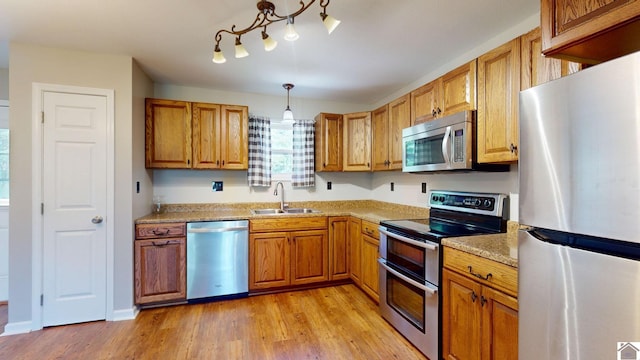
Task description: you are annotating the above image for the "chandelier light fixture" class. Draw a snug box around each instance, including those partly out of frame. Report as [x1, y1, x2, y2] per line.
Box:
[282, 83, 295, 124]
[212, 0, 341, 64]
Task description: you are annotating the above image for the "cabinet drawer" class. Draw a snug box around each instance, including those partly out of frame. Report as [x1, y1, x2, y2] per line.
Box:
[136, 223, 186, 239]
[250, 216, 327, 232]
[443, 247, 517, 297]
[361, 220, 379, 239]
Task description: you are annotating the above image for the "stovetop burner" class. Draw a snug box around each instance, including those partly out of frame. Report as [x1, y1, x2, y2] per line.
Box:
[380, 190, 508, 241]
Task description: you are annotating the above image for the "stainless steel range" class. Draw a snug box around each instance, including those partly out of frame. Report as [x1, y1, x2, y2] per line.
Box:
[378, 190, 508, 360]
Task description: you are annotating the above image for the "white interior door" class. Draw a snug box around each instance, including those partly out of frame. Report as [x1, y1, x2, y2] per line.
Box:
[42, 91, 107, 327]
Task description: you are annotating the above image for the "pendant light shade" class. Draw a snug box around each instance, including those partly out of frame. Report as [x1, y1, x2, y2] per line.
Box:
[262, 31, 278, 51]
[284, 18, 300, 41]
[282, 83, 295, 125]
[321, 13, 341, 34]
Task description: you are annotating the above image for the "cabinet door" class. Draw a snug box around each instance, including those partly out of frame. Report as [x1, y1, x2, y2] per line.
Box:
[348, 217, 362, 285]
[343, 112, 372, 171]
[360, 233, 380, 302]
[145, 99, 192, 168]
[220, 105, 248, 169]
[388, 94, 411, 170]
[249, 232, 290, 290]
[477, 38, 520, 163]
[134, 238, 186, 304]
[521, 27, 582, 90]
[371, 105, 390, 171]
[441, 60, 477, 116]
[314, 113, 343, 171]
[541, 0, 640, 63]
[411, 80, 439, 124]
[442, 268, 482, 360]
[192, 102, 221, 169]
[329, 217, 350, 281]
[290, 230, 329, 285]
[481, 286, 519, 360]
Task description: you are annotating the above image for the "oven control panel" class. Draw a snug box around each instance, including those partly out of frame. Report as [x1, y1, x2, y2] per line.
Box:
[429, 190, 507, 217]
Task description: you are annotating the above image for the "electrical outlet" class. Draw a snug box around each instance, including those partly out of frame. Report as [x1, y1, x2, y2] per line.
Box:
[212, 181, 223, 192]
[327, 181, 332, 190]
[422, 182, 427, 193]
[390, 182, 394, 191]
[136, 181, 140, 194]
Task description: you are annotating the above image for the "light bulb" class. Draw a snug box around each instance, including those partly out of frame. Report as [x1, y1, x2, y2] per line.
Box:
[284, 19, 299, 41]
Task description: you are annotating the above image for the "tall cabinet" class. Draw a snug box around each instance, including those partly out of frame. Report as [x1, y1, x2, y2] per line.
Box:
[372, 94, 410, 171]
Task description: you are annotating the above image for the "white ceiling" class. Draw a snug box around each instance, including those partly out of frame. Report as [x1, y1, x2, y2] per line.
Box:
[0, 0, 539, 104]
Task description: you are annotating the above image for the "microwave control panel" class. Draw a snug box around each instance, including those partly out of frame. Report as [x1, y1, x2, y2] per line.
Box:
[453, 129, 464, 163]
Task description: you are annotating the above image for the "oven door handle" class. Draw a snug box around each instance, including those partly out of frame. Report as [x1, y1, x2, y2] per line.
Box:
[379, 228, 438, 251]
[378, 259, 438, 296]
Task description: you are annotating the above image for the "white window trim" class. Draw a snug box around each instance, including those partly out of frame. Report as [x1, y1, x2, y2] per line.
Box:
[0, 100, 8, 206]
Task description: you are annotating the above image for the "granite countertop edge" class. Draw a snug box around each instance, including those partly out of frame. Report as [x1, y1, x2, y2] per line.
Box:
[441, 221, 519, 268]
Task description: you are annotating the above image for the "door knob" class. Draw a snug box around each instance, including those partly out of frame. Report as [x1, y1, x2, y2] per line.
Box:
[92, 216, 104, 224]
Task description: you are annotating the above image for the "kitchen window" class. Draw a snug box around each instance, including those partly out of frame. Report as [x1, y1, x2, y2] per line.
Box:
[270, 122, 293, 181]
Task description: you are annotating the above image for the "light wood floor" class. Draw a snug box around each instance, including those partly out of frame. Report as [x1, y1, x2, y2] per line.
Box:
[0, 285, 427, 359]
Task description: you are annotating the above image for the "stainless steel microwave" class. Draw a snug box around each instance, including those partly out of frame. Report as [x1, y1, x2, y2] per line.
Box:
[402, 110, 509, 173]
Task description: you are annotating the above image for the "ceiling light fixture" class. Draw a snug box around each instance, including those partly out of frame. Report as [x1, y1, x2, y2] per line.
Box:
[282, 83, 295, 124]
[212, 0, 340, 63]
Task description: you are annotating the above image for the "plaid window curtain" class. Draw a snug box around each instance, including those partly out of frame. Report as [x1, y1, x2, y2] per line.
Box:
[247, 115, 272, 187]
[292, 119, 315, 187]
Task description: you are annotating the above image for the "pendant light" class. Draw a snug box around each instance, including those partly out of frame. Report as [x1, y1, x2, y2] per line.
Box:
[282, 83, 295, 125]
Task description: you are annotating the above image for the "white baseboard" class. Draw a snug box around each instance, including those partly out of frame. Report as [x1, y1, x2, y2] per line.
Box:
[1, 321, 32, 336]
[111, 306, 138, 322]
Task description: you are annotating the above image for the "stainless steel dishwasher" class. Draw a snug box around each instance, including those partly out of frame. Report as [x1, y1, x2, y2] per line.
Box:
[186, 220, 249, 301]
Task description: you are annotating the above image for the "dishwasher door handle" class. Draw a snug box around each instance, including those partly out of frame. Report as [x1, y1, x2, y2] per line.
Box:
[187, 226, 248, 233]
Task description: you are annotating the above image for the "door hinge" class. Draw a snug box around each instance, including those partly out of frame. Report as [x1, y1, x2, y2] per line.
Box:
[41, 111, 44, 124]
[40, 294, 44, 306]
[41, 203, 44, 215]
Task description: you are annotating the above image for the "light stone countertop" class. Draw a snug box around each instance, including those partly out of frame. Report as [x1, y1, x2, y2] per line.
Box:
[135, 200, 430, 225]
[441, 221, 519, 268]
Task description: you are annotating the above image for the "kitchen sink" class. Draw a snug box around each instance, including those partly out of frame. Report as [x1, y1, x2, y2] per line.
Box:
[250, 208, 321, 215]
[251, 208, 286, 215]
[283, 208, 321, 214]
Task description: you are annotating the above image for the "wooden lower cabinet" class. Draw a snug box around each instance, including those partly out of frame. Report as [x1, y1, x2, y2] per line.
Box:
[329, 216, 350, 281]
[360, 233, 379, 301]
[134, 237, 186, 305]
[249, 217, 329, 291]
[348, 217, 362, 286]
[442, 247, 518, 360]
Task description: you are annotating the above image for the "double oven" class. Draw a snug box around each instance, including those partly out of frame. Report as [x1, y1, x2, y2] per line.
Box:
[378, 191, 507, 360]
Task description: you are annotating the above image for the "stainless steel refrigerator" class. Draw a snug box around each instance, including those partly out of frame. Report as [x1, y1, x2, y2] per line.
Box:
[519, 51, 640, 360]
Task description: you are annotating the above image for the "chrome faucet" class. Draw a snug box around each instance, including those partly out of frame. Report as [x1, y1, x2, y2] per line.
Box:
[273, 181, 286, 210]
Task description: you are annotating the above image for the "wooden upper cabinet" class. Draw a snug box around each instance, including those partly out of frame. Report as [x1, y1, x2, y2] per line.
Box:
[146, 98, 248, 170]
[411, 80, 439, 124]
[343, 111, 372, 171]
[541, 0, 640, 64]
[477, 38, 520, 164]
[440, 60, 477, 118]
[145, 99, 192, 168]
[314, 113, 343, 172]
[387, 94, 410, 170]
[521, 27, 582, 90]
[192, 102, 221, 169]
[220, 105, 249, 169]
[410, 60, 477, 125]
[371, 104, 390, 171]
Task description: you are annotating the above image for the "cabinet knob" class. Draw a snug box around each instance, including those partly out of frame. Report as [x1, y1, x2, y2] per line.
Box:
[437, 107, 442, 115]
[471, 291, 477, 303]
[432, 109, 437, 117]
[510, 143, 518, 154]
[480, 295, 487, 307]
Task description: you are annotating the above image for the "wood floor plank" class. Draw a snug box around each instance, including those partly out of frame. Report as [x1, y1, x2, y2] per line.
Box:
[0, 285, 427, 359]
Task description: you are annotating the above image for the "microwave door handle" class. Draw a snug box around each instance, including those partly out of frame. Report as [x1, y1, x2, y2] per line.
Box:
[378, 259, 438, 296]
[442, 126, 452, 165]
[379, 228, 438, 251]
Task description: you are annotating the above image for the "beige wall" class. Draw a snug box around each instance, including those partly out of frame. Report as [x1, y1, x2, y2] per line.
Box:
[0, 68, 8, 100]
[8, 43, 136, 326]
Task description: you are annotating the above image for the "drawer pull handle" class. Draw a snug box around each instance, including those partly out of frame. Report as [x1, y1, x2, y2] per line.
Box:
[468, 266, 492, 281]
[152, 229, 171, 236]
[152, 241, 171, 247]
